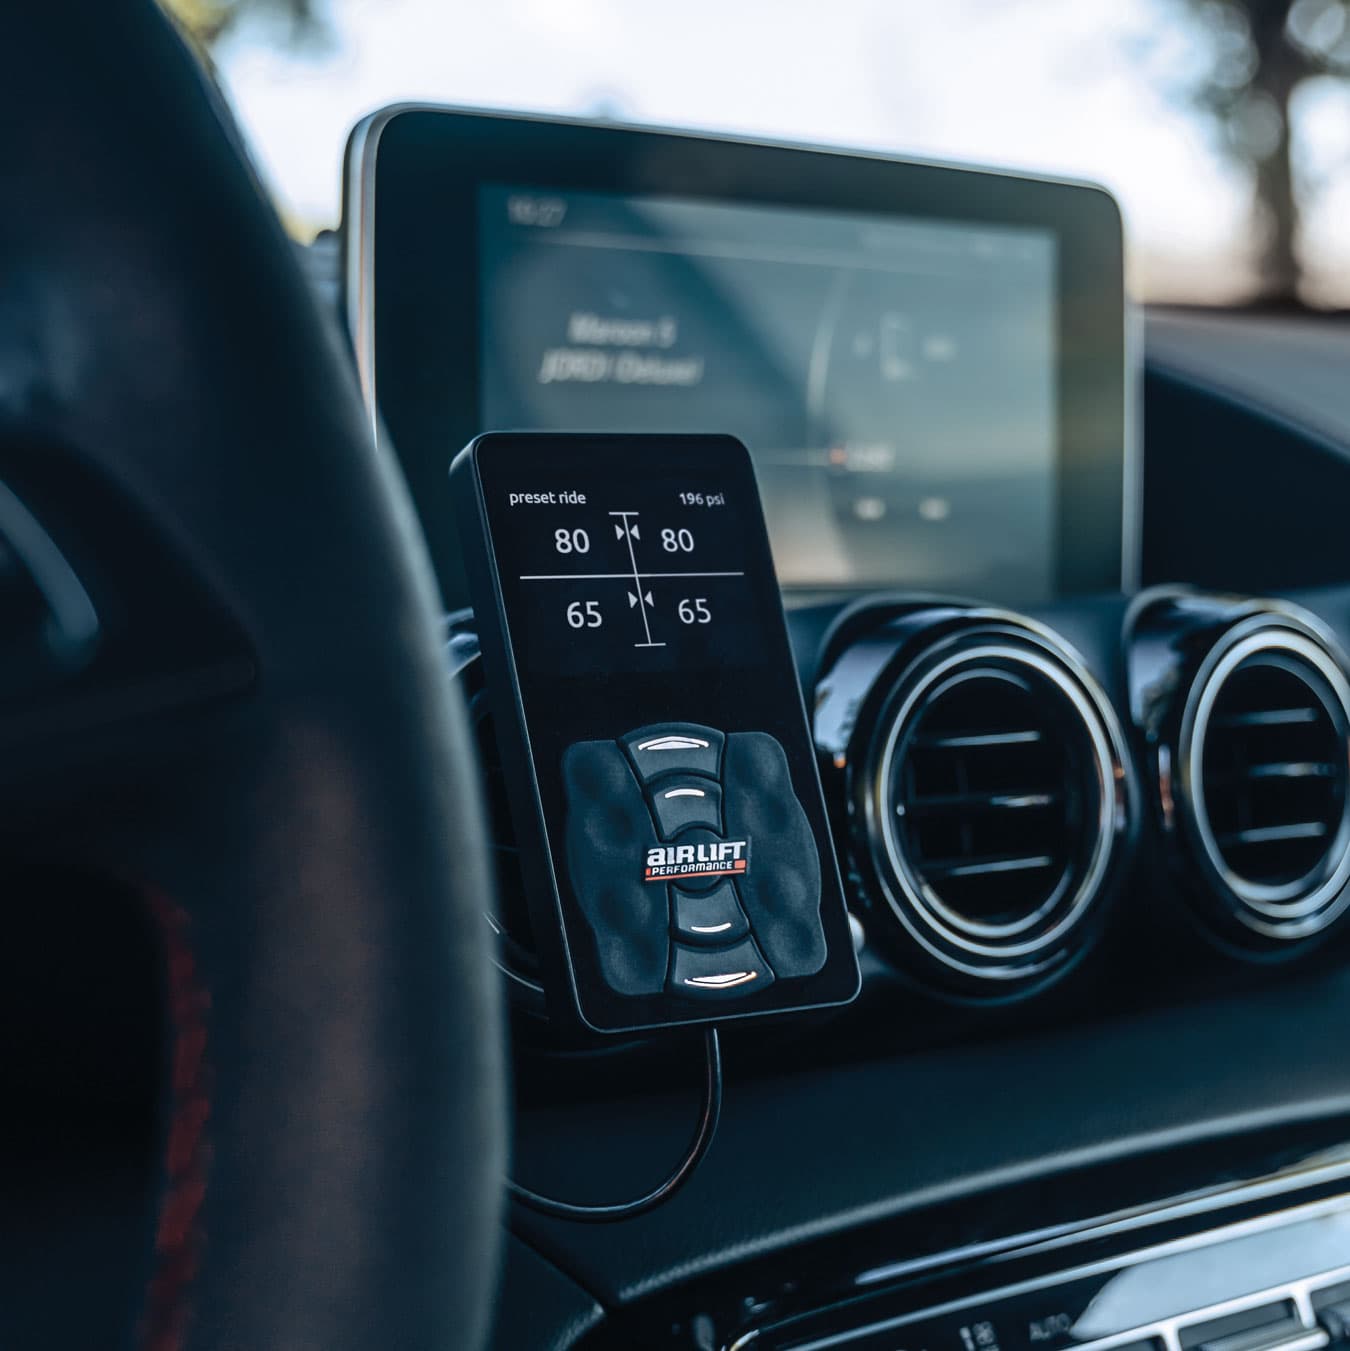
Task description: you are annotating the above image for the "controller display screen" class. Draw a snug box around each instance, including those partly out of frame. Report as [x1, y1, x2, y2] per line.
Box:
[478, 459, 771, 678]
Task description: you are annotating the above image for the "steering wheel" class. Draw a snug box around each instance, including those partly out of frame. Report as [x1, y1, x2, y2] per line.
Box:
[1, 6, 504, 1349]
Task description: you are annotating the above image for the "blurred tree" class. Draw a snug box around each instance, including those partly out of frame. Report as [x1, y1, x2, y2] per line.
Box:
[1163, 0, 1350, 301]
[161, 0, 327, 52]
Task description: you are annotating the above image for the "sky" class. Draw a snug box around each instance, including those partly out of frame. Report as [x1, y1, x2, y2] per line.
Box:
[213, 0, 1350, 305]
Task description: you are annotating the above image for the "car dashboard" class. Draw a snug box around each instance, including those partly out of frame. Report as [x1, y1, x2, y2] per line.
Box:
[336, 108, 1350, 1351]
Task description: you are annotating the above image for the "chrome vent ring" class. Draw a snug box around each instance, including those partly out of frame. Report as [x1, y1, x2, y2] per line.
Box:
[866, 624, 1129, 990]
[1180, 624, 1350, 941]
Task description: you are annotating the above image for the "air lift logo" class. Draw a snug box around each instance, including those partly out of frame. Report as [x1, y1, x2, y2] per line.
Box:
[644, 839, 750, 882]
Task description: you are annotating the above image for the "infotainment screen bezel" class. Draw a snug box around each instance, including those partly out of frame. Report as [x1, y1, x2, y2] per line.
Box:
[343, 105, 1135, 611]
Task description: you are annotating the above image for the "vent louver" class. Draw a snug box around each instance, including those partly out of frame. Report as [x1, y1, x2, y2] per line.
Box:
[1183, 627, 1350, 937]
[898, 669, 1074, 926]
[870, 627, 1127, 989]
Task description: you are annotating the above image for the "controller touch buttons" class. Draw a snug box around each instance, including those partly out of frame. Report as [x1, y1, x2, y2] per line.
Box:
[649, 778, 723, 836]
[671, 880, 751, 945]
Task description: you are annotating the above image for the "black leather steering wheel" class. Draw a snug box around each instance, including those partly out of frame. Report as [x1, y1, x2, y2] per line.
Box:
[1, 6, 504, 1348]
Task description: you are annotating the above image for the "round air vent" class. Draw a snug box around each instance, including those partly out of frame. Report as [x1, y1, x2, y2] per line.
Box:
[1178, 623, 1350, 942]
[863, 623, 1130, 991]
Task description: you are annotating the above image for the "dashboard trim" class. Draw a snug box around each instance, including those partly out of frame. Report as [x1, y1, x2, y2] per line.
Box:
[1124, 299, 1143, 591]
[726, 1160, 1350, 1351]
[848, 1153, 1350, 1292]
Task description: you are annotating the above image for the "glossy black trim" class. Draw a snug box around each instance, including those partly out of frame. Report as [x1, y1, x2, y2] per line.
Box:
[565, 1122, 1350, 1350]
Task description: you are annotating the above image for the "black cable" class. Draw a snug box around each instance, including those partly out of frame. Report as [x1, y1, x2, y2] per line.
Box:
[506, 1027, 722, 1223]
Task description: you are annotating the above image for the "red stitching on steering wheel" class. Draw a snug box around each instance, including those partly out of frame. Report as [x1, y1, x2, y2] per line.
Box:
[141, 893, 211, 1351]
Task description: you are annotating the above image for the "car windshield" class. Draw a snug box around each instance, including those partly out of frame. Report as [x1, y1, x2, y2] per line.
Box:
[168, 0, 1350, 309]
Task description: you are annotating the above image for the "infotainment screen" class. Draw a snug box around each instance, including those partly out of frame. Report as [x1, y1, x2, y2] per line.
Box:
[478, 187, 1059, 597]
[346, 107, 1130, 609]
